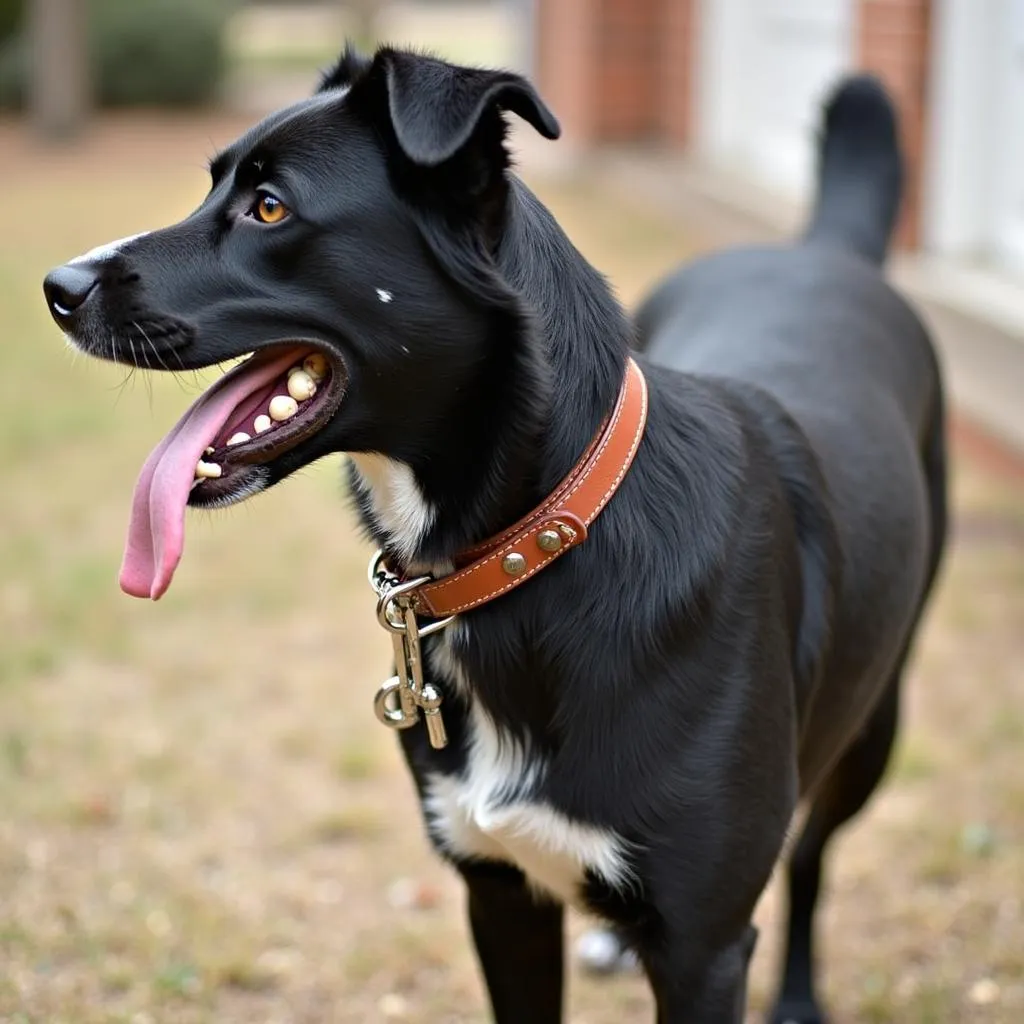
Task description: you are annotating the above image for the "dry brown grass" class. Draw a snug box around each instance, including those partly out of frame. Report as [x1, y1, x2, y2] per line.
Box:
[0, 113, 1021, 1024]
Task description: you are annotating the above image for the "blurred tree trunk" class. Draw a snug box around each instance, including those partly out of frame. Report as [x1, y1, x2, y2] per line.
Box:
[346, 0, 378, 50]
[29, 0, 91, 140]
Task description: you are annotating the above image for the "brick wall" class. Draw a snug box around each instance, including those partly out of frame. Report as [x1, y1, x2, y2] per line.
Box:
[856, 0, 932, 247]
[594, 0, 661, 140]
[534, 0, 931, 249]
[660, 0, 698, 146]
[535, 0, 697, 145]
[535, 0, 599, 144]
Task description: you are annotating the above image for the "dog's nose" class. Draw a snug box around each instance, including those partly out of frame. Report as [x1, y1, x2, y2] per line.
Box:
[43, 263, 100, 321]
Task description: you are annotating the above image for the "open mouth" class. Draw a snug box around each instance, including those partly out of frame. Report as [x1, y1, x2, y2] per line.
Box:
[120, 344, 346, 601]
[188, 347, 344, 502]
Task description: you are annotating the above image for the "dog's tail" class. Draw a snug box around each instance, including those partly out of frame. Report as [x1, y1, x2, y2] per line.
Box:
[803, 75, 903, 265]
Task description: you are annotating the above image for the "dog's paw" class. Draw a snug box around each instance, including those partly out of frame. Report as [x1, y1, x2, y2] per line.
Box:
[574, 928, 640, 977]
[767, 1000, 828, 1024]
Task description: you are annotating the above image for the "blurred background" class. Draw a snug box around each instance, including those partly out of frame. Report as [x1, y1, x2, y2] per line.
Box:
[1, 1, 1022, 1021]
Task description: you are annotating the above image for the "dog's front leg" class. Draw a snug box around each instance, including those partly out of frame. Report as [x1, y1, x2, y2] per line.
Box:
[460, 860, 564, 1023]
[643, 924, 757, 1023]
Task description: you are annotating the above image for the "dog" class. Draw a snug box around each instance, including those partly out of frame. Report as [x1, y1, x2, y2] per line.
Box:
[44, 45, 946, 1023]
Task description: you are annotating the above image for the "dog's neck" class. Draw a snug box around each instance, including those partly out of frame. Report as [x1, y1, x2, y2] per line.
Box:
[350, 178, 631, 573]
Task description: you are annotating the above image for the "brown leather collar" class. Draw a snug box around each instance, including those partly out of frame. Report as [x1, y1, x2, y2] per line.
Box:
[404, 357, 648, 619]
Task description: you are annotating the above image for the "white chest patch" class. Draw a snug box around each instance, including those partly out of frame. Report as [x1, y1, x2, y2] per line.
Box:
[349, 454, 435, 566]
[425, 636, 633, 906]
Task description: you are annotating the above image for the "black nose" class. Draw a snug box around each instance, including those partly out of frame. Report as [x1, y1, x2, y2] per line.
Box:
[43, 263, 100, 321]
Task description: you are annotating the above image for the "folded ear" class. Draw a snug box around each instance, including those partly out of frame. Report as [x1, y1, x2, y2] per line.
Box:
[377, 50, 560, 167]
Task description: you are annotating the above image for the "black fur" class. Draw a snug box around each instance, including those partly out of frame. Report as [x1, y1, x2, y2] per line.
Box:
[45, 50, 946, 1023]
[803, 75, 903, 263]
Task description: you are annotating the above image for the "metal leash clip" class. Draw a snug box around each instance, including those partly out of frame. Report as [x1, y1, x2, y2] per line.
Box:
[368, 550, 453, 750]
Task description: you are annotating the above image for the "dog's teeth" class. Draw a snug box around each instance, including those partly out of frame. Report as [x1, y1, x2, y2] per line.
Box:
[227, 432, 251, 447]
[195, 460, 222, 479]
[253, 414, 272, 434]
[205, 447, 215, 456]
[287, 369, 317, 402]
[303, 353, 327, 381]
[269, 395, 299, 421]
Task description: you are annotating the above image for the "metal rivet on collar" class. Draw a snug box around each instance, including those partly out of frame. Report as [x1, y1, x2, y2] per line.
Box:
[502, 552, 527, 576]
[537, 529, 562, 553]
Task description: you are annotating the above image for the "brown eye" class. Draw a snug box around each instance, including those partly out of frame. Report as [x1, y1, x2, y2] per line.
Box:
[253, 193, 288, 224]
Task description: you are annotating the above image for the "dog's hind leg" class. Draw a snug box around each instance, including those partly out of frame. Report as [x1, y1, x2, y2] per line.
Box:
[770, 386, 947, 1024]
[460, 861, 564, 1023]
[768, 675, 901, 1024]
[771, 383, 948, 1024]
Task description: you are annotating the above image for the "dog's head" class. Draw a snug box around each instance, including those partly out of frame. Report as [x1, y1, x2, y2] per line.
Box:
[44, 47, 560, 599]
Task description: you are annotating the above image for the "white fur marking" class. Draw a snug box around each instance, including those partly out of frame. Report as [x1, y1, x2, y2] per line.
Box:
[349, 454, 435, 565]
[376, 288, 394, 303]
[428, 620, 469, 697]
[69, 231, 149, 265]
[425, 701, 633, 906]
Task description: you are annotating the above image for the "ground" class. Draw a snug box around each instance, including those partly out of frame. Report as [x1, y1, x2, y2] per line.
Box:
[1, 112, 1022, 1024]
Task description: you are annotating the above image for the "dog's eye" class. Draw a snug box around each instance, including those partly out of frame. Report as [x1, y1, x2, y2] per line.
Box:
[251, 193, 289, 225]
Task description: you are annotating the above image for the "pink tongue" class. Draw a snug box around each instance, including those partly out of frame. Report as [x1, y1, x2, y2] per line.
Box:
[120, 350, 301, 600]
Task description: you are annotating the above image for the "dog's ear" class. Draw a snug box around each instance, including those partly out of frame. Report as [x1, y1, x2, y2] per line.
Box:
[318, 42, 372, 94]
[376, 49, 560, 167]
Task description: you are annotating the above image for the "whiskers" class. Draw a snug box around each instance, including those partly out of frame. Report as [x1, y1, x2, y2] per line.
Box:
[131, 320, 188, 373]
[129, 319, 202, 396]
[110, 361, 138, 407]
[203, 470, 271, 510]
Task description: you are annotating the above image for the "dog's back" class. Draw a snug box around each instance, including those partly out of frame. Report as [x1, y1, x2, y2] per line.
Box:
[637, 76, 946, 788]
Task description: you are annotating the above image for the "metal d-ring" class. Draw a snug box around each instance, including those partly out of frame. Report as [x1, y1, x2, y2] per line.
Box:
[417, 614, 456, 638]
[373, 676, 419, 729]
[368, 551, 455, 637]
[375, 575, 432, 633]
[367, 549, 393, 594]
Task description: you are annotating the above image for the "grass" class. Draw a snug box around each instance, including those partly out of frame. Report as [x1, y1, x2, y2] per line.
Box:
[1, 109, 1023, 1023]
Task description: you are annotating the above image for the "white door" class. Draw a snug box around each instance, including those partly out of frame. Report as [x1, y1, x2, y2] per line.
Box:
[699, 0, 855, 199]
[927, 0, 1024, 277]
[991, 1, 1024, 273]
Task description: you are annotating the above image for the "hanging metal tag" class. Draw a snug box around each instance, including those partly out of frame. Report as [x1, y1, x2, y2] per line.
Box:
[368, 550, 453, 749]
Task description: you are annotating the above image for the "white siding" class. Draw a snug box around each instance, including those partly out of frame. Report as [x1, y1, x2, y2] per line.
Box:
[927, 0, 1024, 277]
[698, 0, 856, 199]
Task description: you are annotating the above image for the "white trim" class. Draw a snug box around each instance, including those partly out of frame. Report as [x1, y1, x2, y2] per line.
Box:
[923, 0, 995, 259]
[696, 0, 747, 171]
[924, 0, 1024, 276]
[696, 0, 856, 202]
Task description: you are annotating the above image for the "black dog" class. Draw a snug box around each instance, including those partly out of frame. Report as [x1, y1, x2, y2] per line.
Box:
[44, 46, 946, 1023]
